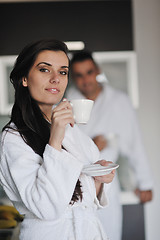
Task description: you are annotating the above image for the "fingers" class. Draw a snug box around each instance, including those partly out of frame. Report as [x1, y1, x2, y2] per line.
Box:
[53, 114, 74, 128]
[53, 108, 73, 119]
[135, 189, 153, 203]
[139, 190, 153, 203]
[49, 99, 75, 150]
[53, 99, 72, 113]
[93, 160, 116, 183]
[95, 160, 113, 166]
[52, 99, 74, 127]
[94, 170, 115, 184]
[93, 135, 107, 151]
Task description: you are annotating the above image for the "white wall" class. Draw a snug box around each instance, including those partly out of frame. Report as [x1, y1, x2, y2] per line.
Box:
[133, 0, 160, 239]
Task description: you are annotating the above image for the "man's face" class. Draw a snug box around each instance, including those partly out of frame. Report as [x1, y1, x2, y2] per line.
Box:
[71, 59, 100, 98]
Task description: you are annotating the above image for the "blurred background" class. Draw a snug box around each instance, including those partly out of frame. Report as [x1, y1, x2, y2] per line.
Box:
[0, 0, 159, 239]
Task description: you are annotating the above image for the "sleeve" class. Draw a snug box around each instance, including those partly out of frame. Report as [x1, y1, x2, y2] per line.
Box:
[62, 124, 100, 165]
[1, 131, 83, 220]
[94, 183, 110, 209]
[118, 95, 153, 190]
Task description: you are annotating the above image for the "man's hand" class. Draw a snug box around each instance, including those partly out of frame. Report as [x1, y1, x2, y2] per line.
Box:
[93, 135, 107, 151]
[135, 189, 153, 203]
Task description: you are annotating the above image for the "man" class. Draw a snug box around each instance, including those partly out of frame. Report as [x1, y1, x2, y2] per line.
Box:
[66, 51, 153, 240]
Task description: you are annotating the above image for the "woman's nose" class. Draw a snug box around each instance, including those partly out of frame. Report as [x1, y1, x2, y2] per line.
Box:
[49, 72, 60, 84]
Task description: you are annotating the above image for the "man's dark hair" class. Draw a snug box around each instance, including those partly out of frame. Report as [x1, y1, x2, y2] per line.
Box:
[71, 50, 97, 68]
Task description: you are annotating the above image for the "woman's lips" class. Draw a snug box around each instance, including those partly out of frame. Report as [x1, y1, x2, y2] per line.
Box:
[46, 88, 60, 94]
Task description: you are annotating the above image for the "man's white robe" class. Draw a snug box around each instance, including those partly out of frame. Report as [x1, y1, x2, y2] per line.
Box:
[66, 83, 153, 240]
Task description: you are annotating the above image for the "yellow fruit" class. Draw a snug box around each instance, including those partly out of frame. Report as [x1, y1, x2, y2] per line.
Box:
[0, 205, 24, 222]
[0, 205, 19, 214]
[0, 211, 15, 220]
[0, 219, 17, 229]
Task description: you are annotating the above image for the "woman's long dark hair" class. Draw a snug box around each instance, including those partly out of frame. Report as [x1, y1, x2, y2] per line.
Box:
[3, 39, 82, 204]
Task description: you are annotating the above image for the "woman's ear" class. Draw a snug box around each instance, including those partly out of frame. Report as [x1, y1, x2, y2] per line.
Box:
[22, 77, 28, 87]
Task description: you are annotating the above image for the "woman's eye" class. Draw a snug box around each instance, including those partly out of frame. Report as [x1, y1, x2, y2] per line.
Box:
[40, 68, 49, 73]
[60, 71, 68, 76]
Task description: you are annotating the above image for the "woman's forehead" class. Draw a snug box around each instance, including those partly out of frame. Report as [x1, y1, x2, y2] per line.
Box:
[34, 50, 69, 67]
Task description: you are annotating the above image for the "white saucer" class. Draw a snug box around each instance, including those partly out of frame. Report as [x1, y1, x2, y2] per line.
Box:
[82, 163, 119, 176]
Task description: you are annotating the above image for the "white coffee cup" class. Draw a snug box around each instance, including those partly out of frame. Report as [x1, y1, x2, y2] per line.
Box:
[70, 99, 94, 124]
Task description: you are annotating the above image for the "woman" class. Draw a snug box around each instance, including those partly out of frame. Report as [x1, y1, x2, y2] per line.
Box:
[0, 39, 115, 240]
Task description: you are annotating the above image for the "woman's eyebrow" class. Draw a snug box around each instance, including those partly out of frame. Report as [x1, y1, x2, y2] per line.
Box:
[61, 66, 69, 69]
[36, 62, 69, 68]
[37, 62, 52, 66]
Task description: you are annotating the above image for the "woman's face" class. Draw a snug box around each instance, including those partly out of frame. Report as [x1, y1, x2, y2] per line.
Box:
[22, 50, 69, 111]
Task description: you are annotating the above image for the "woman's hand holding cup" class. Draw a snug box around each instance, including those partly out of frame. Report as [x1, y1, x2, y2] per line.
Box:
[49, 99, 74, 151]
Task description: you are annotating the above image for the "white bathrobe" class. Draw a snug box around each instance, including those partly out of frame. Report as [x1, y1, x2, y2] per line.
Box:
[66, 83, 153, 240]
[0, 123, 109, 240]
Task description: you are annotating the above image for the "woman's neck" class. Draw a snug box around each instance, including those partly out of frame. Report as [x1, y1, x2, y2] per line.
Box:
[39, 104, 52, 123]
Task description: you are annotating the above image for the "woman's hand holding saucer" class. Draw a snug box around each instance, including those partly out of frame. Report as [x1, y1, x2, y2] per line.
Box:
[94, 160, 115, 184]
[49, 99, 74, 151]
